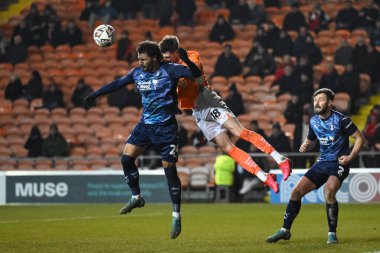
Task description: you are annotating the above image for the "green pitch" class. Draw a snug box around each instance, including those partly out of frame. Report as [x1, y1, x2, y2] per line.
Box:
[1, 203, 379, 253]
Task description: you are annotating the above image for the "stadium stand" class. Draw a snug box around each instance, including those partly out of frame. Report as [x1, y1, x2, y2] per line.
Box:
[0, 0, 379, 179]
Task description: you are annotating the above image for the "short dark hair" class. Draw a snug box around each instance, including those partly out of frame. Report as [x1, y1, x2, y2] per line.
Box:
[159, 35, 179, 53]
[136, 40, 163, 61]
[313, 88, 335, 101]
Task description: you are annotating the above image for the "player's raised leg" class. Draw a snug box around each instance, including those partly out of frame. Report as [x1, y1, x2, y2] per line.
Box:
[119, 143, 145, 215]
[223, 117, 292, 181]
[212, 132, 279, 193]
[266, 176, 316, 242]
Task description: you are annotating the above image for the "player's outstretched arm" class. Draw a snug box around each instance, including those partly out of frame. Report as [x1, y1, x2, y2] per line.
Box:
[338, 129, 366, 165]
[82, 74, 134, 110]
[178, 47, 201, 78]
[299, 139, 316, 153]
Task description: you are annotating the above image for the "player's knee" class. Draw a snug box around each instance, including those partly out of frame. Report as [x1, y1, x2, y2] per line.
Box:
[121, 155, 135, 168]
[290, 188, 304, 201]
[324, 189, 337, 203]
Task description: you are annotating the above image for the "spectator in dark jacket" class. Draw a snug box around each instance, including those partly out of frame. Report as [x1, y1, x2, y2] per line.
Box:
[158, 0, 173, 27]
[214, 44, 242, 77]
[116, 30, 135, 63]
[308, 3, 330, 33]
[43, 80, 65, 110]
[319, 62, 340, 92]
[5, 73, 23, 101]
[63, 20, 83, 47]
[284, 95, 303, 124]
[24, 126, 44, 157]
[42, 123, 69, 157]
[99, 0, 118, 24]
[246, 0, 267, 25]
[12, 21, 33, 46]
[358, 1, 378, 29]
[268, 123, 291, 152]
[209, 14, 235, 43]
[225, 83, 245, 116]
[43, 20, 64, 47]
[272, 30, 293, 57]
[107, 83, 142, 109]
[229, 0, 250, 25]
[80, 1, 99, 28]
[243, 45, 276, 78]
[339, 63, 360, 113]
[335, 0, 359, 31]
[334, 38, 353, 65]
[24, 70, 43, 101]
[370, 20, 380, 46]
[176, 0, 196, 26]
[71, 78, 93, 107]
[283, 2, 307, 32]
[357, 44, 380, 84]
[6, 35, 27, 65]
[303, 36, 323, 65]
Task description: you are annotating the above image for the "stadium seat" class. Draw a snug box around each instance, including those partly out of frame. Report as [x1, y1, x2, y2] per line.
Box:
[17, 159, 35, 170]
[180, 145, 198, 155]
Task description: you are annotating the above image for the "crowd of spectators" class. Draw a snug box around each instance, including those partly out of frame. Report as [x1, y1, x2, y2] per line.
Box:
[1, 0, 380, 170]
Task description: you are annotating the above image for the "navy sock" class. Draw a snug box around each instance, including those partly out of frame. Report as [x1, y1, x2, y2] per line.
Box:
[164, 166, 181, 213]
[326, 202, 339, 232]
[283, 200, 301, 230]
[121, 155, 140, 196]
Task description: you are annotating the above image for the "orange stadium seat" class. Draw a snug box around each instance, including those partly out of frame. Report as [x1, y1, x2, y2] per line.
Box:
[180, 145, 198, 155]
[17, 159, 35, 170]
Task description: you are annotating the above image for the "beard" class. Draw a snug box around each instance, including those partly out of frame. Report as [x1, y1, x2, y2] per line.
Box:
[314, 104, 328, 115]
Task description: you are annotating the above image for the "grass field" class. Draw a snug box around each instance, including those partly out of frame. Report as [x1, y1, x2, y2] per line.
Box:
[1, 203, 379, 253]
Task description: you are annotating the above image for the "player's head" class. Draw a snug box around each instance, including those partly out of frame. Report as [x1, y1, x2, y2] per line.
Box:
[136, 40, 163, 72]
[159, 35, 180, 63]
[313, 88, 335, 115]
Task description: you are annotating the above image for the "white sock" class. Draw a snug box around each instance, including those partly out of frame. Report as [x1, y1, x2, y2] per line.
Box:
[270, 151, 284, 164]
[257, 171, 267, 182]
[132, 195, 141, 200]
[172, 212, 181, 219]
[281, 228, 289, 232]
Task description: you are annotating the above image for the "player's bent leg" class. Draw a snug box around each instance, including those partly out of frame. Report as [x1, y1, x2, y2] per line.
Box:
[212, 133, 279, 193]
[266, 176, 316, 243]
[223, 118, 292, 181]
[120, 144, 145, 215]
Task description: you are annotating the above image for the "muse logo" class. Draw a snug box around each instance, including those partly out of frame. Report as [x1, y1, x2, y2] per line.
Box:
[15, 182, 68, 197]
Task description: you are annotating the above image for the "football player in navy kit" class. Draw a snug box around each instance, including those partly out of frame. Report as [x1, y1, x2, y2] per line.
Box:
[266, 88, 365, 244]
[84, 41, 201, 239]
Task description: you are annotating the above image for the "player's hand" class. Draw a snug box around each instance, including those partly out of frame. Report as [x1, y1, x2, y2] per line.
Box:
[338, 155, 351, 165]
[177, 47, 189, 62]
[299, 143, 310, 153]
[83, 94, 95, 110]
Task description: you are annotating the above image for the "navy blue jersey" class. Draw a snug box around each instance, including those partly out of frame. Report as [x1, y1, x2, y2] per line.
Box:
[92, 63, 195, 124]
[307, 110, 358, 162]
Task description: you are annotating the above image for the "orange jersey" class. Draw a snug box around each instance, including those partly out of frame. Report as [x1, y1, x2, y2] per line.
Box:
[177, 51, 208, 109]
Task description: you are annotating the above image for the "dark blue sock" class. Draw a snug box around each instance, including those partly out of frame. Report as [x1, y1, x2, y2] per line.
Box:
[164, 166, 181, 213]
[121, 155, 140, 196]
[283, 200, 301, 230]
[326, 202, 339, 232]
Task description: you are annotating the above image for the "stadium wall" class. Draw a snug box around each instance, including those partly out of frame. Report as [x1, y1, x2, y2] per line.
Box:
[271, 169, 380, 204]
[1, 169, 380, 204]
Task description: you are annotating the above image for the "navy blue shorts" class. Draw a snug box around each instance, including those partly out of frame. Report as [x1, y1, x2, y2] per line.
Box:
[304, 161, 350, 189]
[127, 119, 178, 163]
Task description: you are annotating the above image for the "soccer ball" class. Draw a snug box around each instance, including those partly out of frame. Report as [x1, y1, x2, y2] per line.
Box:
[93, 24, 116, 48]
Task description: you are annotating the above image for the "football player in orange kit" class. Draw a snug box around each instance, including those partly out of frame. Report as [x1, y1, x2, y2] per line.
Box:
[159, 35, 293, 193]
